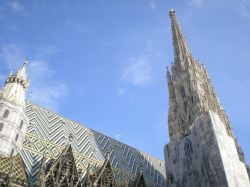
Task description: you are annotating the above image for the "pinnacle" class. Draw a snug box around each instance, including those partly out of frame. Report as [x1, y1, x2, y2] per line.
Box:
[169, 9, 175, 17]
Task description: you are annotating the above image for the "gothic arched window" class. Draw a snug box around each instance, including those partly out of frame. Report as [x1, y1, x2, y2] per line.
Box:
[3, 110, 9, 118]
[0, 123, 3, 131]
[15, 133, 19, 142]
[19, 120, 23, 129]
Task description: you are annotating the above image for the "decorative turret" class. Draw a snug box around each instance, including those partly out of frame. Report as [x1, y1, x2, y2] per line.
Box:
[0, 61, 29, 157]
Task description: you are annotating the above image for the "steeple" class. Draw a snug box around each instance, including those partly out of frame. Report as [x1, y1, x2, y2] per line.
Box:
[0, 60, 30, 157]
[0, 61, 29, 108]
[165, 10, 250, 186]
[169, 9, 192, 64]
[167, 10, 235, 142]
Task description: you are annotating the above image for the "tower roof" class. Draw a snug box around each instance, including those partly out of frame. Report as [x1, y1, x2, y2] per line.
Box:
[5, 60, 29, 90]
[0, 61, 29, 107]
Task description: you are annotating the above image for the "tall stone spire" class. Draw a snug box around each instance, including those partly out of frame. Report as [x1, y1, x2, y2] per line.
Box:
[169, 9, 192, 65]
[0, 60, 29, 108]
[0, 61, 29, 157]
[167, 10, 235, 142]
[164, 10, 250, 186]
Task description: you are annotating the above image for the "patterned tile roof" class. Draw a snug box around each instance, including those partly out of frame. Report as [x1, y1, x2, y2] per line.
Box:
[20, 102, 166, 186]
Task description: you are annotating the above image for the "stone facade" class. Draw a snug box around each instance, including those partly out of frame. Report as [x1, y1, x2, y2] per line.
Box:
[165, 111, 249, 186]
[164, 10, 250, 186]
[0, 62, 29, 157]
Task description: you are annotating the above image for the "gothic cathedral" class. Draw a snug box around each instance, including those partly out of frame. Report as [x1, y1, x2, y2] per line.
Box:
[0, 9, 249, 187]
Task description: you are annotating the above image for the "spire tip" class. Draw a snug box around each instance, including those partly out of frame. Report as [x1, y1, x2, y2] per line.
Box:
[23, 59, 29, 67]
[169, 9, 175, 17]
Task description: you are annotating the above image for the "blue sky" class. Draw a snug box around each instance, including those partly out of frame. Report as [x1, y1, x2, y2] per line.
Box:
[0, 0, 249, 163]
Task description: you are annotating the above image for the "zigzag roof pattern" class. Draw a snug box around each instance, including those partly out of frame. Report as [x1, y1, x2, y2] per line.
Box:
[20, 102, 166, 186]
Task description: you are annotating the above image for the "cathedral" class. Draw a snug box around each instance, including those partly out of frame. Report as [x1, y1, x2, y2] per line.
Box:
[0, 10, 249, 187]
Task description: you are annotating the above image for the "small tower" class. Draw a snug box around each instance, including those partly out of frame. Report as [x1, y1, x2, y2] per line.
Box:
[0, 61, 29, 157]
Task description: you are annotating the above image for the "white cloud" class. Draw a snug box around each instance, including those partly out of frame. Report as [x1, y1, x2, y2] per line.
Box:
[117, 88, 127, 96]
[29, 80, 67, 111]
[28, 60, 68, 111]
[122, 54, 152, 86]
[0, 44, 67, 111]
[189, 0, 250, 19]
[0, 44, 25, 69]
[239, 0, 250, 19]
[8, 0, 24, 13]
[190, 0, 206, 7]
[149, 1, 157, 10]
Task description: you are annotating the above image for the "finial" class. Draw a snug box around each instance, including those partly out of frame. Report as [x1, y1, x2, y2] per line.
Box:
[68, 133, 73, 142]
[105, 151, 110, 160]
[169, 9, 175, 17]
[138, 163, 143, 174]
[23, 59, 29, 67]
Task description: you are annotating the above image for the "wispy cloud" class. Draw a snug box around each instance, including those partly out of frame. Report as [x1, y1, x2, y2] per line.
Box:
[0, 44, 67, 111]
[238, 0, 250, 19]
[122, 54, 152, 87]
[0, 44, 25, 69]
[190, 0, 206, 7]
[117, 88, 127, 96]
[190, 0, 205, 7]
[28, 60, 68, 111]
[7, 0, 24, 13]
[149, 1, 157, 10]
[188, 0, 250, 19]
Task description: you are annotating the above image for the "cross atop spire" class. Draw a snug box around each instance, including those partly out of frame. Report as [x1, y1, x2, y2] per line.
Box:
[169, 10, 192, 64]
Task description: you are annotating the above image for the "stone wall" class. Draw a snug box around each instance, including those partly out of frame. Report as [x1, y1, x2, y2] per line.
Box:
[164, 110, 250, 187]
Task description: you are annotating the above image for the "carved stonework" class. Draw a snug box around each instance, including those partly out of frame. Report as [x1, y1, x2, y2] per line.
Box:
[164, 9, 250, 187]
[38, 144, 81, 187]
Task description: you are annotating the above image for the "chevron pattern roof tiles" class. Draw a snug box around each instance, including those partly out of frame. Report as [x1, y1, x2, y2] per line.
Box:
[20, 102, 166, 186]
